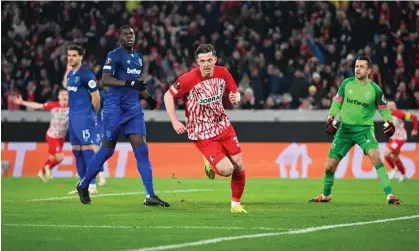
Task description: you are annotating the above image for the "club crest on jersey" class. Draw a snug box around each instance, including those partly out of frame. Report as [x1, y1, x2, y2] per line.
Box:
[199, 94, 223, 105]
[74, 76, 80, 83]
[364, 92, 371, 99]
[127, 60, 131, 64]
[174, 82, 180, 89]
[106, 58, 112, 64]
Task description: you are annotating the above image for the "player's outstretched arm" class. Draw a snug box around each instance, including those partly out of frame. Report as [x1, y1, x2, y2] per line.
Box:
[12, 96, 44, 110]
[163, 91, 186, 134]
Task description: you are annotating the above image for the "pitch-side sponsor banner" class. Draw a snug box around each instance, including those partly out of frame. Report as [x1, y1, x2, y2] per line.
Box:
[1, 142, 418, 179]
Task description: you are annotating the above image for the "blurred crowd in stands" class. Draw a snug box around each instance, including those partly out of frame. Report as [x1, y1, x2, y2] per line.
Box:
[2, 1, 419, 111]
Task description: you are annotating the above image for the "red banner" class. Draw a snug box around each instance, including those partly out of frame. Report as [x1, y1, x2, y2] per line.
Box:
[2, 142, 418, 179]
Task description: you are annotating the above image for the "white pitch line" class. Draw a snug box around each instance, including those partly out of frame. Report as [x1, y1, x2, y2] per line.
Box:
[2, 223, 285, 231]
[26, 189, 214, 202]
[122, 214, 419, 251]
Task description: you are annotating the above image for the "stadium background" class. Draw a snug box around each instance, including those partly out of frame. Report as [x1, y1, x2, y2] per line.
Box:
[2, 1, 419, 179]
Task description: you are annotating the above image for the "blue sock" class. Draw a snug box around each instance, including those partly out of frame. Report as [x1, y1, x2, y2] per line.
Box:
[82, 149, 97, 186]
[72, 150, 86, 180]
[133, 144, 155, 197]
[80, 147, 114, 189]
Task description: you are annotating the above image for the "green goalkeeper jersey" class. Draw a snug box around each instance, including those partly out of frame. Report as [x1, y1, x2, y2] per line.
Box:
[328, 77, 392, 133]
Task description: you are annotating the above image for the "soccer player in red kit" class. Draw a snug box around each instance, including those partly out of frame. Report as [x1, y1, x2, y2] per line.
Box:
[385, 101, 418, 182]
[13, 89, 69, 181]
[164, 44, 247, 213]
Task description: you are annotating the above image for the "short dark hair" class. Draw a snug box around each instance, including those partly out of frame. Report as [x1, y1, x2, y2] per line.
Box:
[118, 25, 132, 35]
[195, 44, 216, 58]
[67, 44, 85, 56]
[356, 56, 372, 69]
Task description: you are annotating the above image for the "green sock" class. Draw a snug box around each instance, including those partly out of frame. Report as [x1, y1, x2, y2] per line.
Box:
[322, 170, 335, 197]
[375, 163, 392, 196]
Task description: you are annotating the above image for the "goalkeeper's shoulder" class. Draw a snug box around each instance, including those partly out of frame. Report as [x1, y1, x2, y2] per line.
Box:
[369, 80, 382, 89]
[340, 77, 355, 87]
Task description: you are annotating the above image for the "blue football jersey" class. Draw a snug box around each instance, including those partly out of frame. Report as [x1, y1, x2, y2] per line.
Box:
[102, 47, 144, 100]
[67, 66, 98, 118]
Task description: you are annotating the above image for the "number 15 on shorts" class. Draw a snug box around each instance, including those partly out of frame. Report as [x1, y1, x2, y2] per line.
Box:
[82, 129, 91, 142]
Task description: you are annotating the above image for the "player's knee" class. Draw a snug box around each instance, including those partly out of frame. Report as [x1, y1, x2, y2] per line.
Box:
[325, 158, 340, 173]
[233, 158, 244, 173]
[55, 154, 64, 162]
[129, 134, 146, 148]
[384, 148, 392, 157]
[217, 161, 234, 177]
[102, 139, 117, 149]
[368, 150, 382, 166]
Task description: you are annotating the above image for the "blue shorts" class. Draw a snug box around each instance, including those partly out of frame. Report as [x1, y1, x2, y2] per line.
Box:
[102, 110, 146, 141]
[69, 116, 100, 146]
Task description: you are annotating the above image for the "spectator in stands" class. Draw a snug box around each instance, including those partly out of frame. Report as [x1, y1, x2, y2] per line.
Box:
[2, 1, 419, 111]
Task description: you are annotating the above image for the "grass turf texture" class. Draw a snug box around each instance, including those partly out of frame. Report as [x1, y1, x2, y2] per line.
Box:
[2, 178, 419, 251]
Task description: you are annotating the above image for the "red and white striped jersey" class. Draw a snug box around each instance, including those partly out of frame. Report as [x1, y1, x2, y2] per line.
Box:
[391, 109, 418, 140]
[169, 66, 238, 140]
[43, 102, 69, 139]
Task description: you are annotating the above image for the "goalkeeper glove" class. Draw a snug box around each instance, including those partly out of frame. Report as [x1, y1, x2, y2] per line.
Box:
[325, 116, 340, 135]
[146, 96, 157, 110]
[383, 121, 395, 138]
[125, 80, 147, 91]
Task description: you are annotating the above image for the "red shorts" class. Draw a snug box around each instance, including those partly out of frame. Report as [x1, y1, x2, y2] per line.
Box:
[387, 139, 406, 154]
[46, 135, 65, 155]
[194, 126, 241, 167]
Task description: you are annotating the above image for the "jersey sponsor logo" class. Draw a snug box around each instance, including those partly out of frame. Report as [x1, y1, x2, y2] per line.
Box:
[103, 65, 112, 70]
[346, 97, 368, 108]
[67, 86, 78, 92]
[199, 94, 223, 105]
[127, 68, 141, 75]
[88, 80, 97, 88]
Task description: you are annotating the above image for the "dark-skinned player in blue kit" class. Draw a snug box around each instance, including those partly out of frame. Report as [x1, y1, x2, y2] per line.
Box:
[76, 25, 169, 207]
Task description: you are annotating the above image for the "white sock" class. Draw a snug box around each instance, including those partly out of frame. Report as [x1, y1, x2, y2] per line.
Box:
[88, 184, 96, 189]
[145, 194, 151, 199]
[231, 201, 240, 207]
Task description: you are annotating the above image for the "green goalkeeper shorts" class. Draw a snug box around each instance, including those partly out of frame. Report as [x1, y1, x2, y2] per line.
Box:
[328, 125, 379, 160]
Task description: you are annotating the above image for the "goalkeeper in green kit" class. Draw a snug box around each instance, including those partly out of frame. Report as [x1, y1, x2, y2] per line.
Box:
[309, 56, 400, 205]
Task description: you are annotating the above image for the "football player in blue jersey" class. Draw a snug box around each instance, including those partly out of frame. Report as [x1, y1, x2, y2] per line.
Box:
[76, 25, 168, 207]
[66, 44, 101, 195]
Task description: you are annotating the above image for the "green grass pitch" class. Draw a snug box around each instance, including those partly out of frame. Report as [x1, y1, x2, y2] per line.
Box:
[2, 178, 419, 251]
